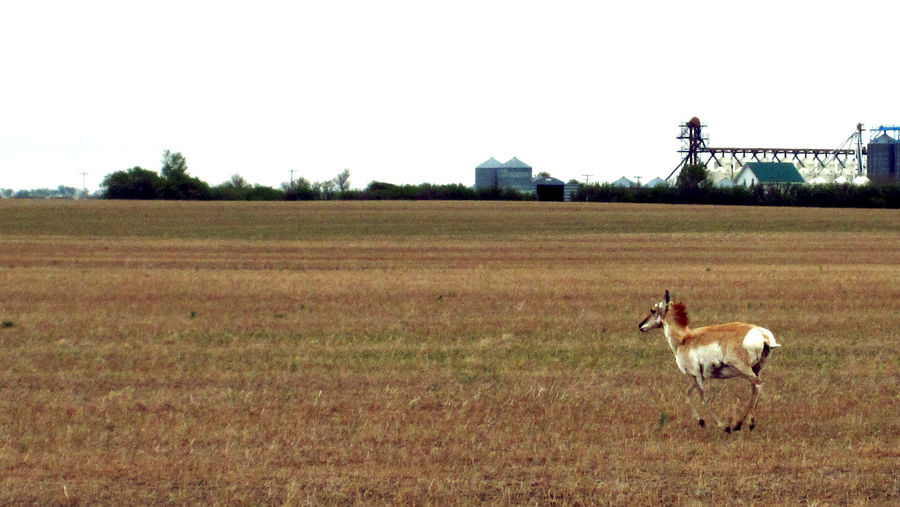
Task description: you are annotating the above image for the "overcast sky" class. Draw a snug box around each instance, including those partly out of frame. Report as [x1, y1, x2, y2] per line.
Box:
[2, 0, 898, 192]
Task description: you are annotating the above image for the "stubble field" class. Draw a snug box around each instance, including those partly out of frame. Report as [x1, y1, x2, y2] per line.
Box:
[1, 200, 898, 504]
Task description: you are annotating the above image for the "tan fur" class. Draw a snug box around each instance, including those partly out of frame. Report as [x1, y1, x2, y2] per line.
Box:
[669, 321, 754, 347]
[639, 291, 780, 433]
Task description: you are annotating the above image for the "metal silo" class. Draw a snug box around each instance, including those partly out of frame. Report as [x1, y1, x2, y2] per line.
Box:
[497, 157, 533, 193]
[867, 134, 898, 183]
[892, 141, 900, 181]
[475, 157, 502, 189]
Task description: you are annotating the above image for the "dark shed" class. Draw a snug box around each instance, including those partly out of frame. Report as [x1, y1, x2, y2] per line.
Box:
[532, 175, 565, 201]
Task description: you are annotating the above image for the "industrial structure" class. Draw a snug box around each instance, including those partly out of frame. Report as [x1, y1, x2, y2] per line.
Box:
[668, 117, 893, 185]
[474, 157, 578, 200]
[475, 157, 533, 193]
[867, 126, 900, 183]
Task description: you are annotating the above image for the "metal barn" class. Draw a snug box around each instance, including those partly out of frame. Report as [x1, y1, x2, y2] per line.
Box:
[532, 175, 565, 201]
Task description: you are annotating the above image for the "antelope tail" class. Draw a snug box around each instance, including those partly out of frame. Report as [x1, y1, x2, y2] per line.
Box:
[760, 328, 781, 348]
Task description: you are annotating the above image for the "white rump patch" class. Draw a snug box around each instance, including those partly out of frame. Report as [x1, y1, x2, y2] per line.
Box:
[743, 327, 776, 365]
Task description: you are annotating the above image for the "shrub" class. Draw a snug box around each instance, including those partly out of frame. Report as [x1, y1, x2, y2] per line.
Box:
[573, 182, 900, 208]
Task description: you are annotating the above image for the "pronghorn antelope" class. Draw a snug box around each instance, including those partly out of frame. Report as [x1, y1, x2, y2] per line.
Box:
[638, 290, 780, 432]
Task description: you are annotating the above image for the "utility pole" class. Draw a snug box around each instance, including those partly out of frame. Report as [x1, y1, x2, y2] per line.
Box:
[634, 175, 643, 187]
[289, 169, 296, 187]
[581, 174, 593, 184]
[79, 172, 88, 195]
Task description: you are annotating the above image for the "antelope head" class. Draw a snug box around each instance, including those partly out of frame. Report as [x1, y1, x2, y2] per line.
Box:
[639, 290, 670, 332]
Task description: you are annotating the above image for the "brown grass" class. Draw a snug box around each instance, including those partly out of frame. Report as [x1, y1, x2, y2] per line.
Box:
[0, 200, 898, 504]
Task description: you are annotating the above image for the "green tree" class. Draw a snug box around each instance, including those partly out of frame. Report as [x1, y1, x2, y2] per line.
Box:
[226, 174, 249, 190]
[160, 150, 188, 180]
[212, 174, 251, 200]
[101, 166, 164, 199]
[157, 150, 210, 200]
[244, 184, 284, 201]
[676, 164, 712, 192]
[282, 178, 318, 200]
[317, 179, 337, 199]
[334, 169, 351, 192]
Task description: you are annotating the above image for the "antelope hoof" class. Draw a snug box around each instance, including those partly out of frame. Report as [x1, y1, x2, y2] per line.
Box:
[732, 421, 743, 432]
[698, 419, 705, 427]
[724, 426, 732, 433]
[749, 421, 756, 431]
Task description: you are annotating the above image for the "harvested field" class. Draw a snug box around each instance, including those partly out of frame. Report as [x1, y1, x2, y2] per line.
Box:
[1, 200, 898, 504]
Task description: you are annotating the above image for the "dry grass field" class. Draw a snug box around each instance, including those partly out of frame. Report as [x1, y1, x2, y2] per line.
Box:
[1, 200, 898, 505]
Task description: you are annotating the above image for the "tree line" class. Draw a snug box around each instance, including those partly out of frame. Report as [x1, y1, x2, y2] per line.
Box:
[1, 186, 83, 199]
[574, 180, 900, 208]
[5, 155, 899, 207]
[97, 150, 533, 201]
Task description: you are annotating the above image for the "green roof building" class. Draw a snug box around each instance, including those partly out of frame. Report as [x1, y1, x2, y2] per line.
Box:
[734, 162, 806, 186]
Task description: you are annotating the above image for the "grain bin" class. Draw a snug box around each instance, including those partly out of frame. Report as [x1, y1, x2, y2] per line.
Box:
[867, 133, 900, 183]
[475, 157, 502, 189]
[497, 157, 533, 193]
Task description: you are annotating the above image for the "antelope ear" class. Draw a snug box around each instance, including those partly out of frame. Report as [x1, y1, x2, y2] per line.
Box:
[664, 290, 670, 304]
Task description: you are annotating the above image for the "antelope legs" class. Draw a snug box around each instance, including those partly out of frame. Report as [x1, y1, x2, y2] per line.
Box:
[689, 377, 726, 430]
[685, 382, 704, 426]
[728, 359, 763, 432]
[688, 367, 765, 433]
[731, 377, 762, 432]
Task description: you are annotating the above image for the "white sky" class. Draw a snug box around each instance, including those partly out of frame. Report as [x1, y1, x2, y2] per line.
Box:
[2, 0, 898, 192]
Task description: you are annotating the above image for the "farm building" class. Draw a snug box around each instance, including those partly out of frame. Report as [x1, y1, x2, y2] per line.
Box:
[611, 177, 637, 187]
[531, 175, 578, 201]
[532, 175, 565, 201]
[867, 133, 900, 183]
[734, 162, 805, 186]
[673, 117, 870, 186]
[474, 157, 533, 193]
[474, 157, 503, 189]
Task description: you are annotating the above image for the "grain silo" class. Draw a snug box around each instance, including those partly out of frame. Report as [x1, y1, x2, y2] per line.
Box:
[496, 157, 533, 193]
[867, 133, 900, 183]
[475, 157, 503, 189]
